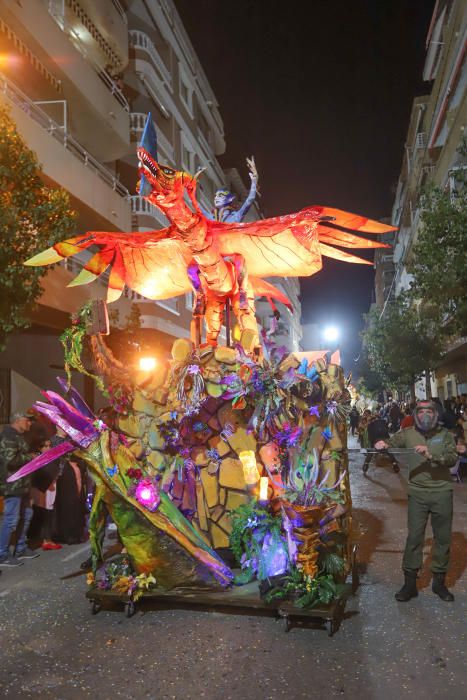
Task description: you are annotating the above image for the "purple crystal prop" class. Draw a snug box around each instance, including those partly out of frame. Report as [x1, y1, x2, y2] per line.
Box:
[7, 440, 75, 482]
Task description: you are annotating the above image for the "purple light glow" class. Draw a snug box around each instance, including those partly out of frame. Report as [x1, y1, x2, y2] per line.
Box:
[135, 479, 160, 511]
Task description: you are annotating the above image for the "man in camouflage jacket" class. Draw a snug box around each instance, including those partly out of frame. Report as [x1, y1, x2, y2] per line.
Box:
[0, 412, 39, 566]
[375, 400, 460, 602]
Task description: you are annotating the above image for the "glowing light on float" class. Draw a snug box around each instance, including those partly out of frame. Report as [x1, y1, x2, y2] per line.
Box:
[239, 450, 260, 485]
[259, 476, 269, 503]
[139, 356, 156, 371]
[135, 479, 160, 511]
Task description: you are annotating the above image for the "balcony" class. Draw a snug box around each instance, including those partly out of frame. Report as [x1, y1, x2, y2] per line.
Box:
[129, 30, 172, 89]
[0, 72, 131, 231]
[48, 0, 128, 75]
[1, 0, 130, 160]
[130, 195, 168, 230]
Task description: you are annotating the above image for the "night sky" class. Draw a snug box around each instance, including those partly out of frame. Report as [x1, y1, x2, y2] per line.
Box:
[175, 0, 434, 370]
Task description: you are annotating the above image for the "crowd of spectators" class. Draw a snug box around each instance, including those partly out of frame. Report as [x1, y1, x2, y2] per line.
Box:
[350, 394, 467, 477]
[0, 410, 88, 569]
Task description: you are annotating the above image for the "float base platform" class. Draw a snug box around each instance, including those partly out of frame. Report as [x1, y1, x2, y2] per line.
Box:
[85, 581, 353, 636]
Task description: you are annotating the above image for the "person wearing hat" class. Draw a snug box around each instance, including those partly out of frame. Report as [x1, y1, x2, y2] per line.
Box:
[0, 411, 40, 566]
[375, 399, 460, 602]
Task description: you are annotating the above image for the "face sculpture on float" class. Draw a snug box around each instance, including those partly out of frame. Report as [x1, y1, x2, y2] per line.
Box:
[24, 114, 395, 351]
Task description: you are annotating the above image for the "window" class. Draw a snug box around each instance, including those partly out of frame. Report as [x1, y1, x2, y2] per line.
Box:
[180, 79, 189, 104]
[181, 140, 192, 172]
[179, 65, 193, 115]
[199, 112, 209, 142]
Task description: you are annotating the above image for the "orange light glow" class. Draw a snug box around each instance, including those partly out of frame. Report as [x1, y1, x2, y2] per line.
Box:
[138, 356, 156, 371]
[0, 53, 20, 68]
[239, 450, 260, 485]
[259, 476, 269, 502]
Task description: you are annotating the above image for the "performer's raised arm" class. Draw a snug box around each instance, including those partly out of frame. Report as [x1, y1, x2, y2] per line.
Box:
[235, 155, 258, 221]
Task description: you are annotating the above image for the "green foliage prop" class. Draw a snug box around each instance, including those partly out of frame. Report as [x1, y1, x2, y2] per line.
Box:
[229, 501, 285, 583]
[0, 106, 76, 350]
[264, 568, 346, 609]
[60, 302, 105, 391]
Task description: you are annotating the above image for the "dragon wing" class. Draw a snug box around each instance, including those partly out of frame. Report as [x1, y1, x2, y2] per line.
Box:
[212, 205, 394, 278]
[25, 229, 193, 302]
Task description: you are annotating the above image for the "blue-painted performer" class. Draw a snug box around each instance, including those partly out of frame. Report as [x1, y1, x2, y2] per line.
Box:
[201, 156, 259, 223]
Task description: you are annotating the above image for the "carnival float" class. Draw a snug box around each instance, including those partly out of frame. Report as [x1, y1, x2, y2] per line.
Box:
[9, 116, 394, 633]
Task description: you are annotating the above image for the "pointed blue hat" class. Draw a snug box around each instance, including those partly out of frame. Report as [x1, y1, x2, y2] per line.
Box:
[139, 113, 158, 196]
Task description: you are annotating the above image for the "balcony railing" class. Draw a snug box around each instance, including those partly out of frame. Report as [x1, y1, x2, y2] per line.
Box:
[129, 30, 172, 87]
[130, 195, 168, 227]
[0, 72, 129, 198]
[47, 1, 130, 112]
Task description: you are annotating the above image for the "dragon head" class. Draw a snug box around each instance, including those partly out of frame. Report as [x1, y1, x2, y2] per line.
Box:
[137, 114, 196, 210]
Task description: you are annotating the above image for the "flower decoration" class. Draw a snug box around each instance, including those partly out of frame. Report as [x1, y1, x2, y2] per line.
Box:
[206, 447, 221, 472]
[321, 428, 333, 441]
[132, 478, 160, 512]
[274, 423, 303, 448]
[324, 392, 351, 423]
[127, 467, 143, 481]
[187, 364, 201, 375]
[184, 401, 204, 416]
[106, 464, 118, 477]
[193, 421, 207, 433]
[309, 405, 320, 418]
[220, 423, 235, 442]
[106, 382, 133, 415]
[94, 557, 156, 601]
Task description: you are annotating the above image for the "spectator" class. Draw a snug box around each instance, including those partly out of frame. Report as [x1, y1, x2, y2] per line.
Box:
[441, 399, 457, 431]
[432, 396, 444, 421]
[0, 411, 39, 566]
[357, 409, 372, 447]
[388, 401, 402, 433]
[54, 455, 87, 545]
[29, 438, 62, 551]
[362, 414, 400, 474]
[400, 403, 415, 429]
[349, 406, 360, 436]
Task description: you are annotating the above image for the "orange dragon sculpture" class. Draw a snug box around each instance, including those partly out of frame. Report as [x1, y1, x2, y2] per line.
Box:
[25, 116, 394, 347]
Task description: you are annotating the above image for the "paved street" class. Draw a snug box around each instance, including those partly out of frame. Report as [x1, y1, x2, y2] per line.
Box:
[0, 438, 465, 700]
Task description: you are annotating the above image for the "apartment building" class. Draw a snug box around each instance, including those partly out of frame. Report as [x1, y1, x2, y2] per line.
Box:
[0, 0, 303, 415]
[380, 0, 466, 399]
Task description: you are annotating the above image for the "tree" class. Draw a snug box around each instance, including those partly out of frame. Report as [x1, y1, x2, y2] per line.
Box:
[361, 293, 445, 399]
[354, 351, 386, 399]
[0, 106, 76, 350]
[408, 183, 467, 338]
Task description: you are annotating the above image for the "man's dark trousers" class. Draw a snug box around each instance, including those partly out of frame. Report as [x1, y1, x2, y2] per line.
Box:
[403, 490, 453, 573]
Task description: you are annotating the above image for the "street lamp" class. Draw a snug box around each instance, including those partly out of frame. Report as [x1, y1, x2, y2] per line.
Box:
[323, 326, 339, 344]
